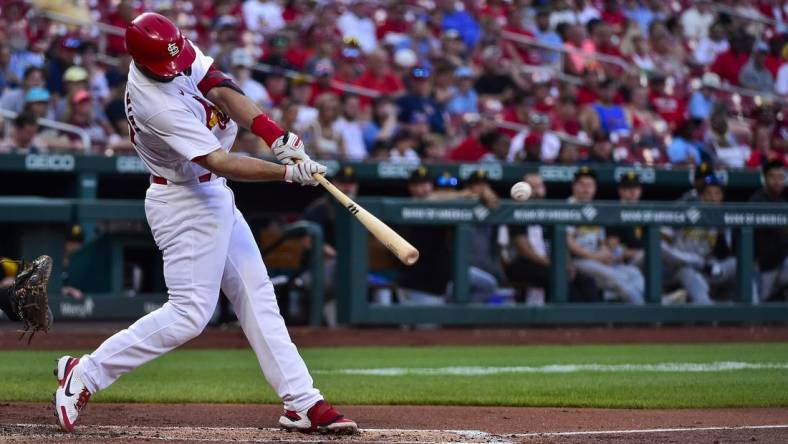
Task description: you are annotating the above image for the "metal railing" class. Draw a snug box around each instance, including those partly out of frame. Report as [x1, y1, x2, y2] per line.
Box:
[501, 30, 636, 75]
[0, 108, 92, 153]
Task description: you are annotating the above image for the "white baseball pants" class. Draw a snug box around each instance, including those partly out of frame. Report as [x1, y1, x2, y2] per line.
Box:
[78, 178, 322, 411]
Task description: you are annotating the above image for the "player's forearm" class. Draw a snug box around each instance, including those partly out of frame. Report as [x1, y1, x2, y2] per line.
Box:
[208, 87, 285, 149]
[197, 149, 285, 182]
[207, 87, 262, 131]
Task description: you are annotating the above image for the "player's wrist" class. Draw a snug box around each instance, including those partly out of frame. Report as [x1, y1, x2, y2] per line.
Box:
[250, 114, 285, 146]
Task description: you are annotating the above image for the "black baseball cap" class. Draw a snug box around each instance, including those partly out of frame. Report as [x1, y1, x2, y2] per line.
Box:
[618, 171, 641, 188]
[573, 166, 597, 182]
[409, 166, 431, 184]
[694, 162, 713, 181]
[333, 165, 357, 183]
[466, 169, 489, 185]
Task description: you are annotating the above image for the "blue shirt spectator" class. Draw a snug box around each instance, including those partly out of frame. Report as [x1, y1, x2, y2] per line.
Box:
[688, 90, 714, 121]
[623, 3, 657, 33]
[667, 137, 701, 165]
[532, 9, 562, 64]
[442, 9, 480, 50]
[446, 66, 478, 115]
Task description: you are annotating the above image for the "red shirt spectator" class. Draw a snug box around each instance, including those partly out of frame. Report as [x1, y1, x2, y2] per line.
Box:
[448, 133, 489, 161]
[355, 50, 405, 106]
[710, 34, 752, 85]
[105, 2, 137, 56]
[649, 88, 687, 131]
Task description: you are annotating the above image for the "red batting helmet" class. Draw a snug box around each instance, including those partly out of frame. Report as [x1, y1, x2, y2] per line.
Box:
[125, 12, 196, 78]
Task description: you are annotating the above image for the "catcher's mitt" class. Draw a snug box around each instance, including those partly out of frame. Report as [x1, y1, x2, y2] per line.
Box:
[12, 255, 53, 344]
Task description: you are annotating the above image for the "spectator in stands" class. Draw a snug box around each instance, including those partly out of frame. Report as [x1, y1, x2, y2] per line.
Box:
[557, 141, 582, 164]
[668, 120, 705, 166]
[688, 73, 721, 121]
[422, 133, 448, 162]
[503, 173, 599, 305]
[629, 34, 656, 73]
[446, 66, 478, 116]
[207, 16, 241, 72]
[0, 43, 10, 94]
[0, 111, 46, 154]
[693, 22, 729, 67]
[362, 96, 398, 153]
[583, 78, 630, 138]
[439, 0, 481, 51]
[397, 167, 452, 305]
[337, 1, 377, 54]
[242, 0, 285, 36]
[229, 49, 271, 110]
[662, 175, 736, 304]
[478, 131, 511, 163]
[705, 104, 750, 169]
[46, 37, 81, 97]
[474, 46, 523, 103]
[648, 74, 686, 132]
[62, 90, 108, 152]
[532, 8, 563, 64]
[303, 93, 343, 159]
[332, 94, 367, 161]
[389, 130, 420, 164]
[584, 131, 616, 164]
[79, 42, 110, 105]
[0, 66, 45, 113]
[356, 49, 405, 100]
[22, 87, 53, 120]
[710, 31, 752, 86]
[750, 159, 788, 301]
[567, 167, 645, 304]
[739, 41, 775, 92]
[397, 66, 446, 134]
[509, 113, 560, 162]
[53, 66, 90, 121]
[679, 0, 715, 42]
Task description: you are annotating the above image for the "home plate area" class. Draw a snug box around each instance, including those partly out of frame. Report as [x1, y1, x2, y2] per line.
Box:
[3, 423, 788, 444]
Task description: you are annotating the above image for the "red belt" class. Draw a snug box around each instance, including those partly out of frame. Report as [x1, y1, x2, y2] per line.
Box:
[151, 173, 212, 185]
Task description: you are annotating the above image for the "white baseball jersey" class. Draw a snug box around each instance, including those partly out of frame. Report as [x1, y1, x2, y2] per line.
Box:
[125, 43, 238, 183]
[78, 40, 324, 414]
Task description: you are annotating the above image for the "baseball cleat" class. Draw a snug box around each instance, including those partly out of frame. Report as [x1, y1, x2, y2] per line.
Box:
[53, 356, 91, 432]
[278, 400, 358, 434]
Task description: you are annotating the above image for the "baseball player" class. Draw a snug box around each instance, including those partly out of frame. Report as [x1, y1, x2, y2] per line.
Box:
[53, 13, 357, 434]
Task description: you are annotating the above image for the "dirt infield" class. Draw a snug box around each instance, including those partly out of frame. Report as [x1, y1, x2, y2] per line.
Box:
[2, 324, 788, 350]
[1, 403, 787, 443]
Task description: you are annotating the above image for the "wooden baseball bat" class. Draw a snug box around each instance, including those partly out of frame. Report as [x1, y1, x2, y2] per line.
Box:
[312, 173, 420, 266]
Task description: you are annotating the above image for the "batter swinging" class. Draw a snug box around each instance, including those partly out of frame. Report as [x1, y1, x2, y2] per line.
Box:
[53, 12, 357, 435]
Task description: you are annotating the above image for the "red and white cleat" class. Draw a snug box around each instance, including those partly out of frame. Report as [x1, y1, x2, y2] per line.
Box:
[53, 356, 91, 432]
[279, 400, 358, 434]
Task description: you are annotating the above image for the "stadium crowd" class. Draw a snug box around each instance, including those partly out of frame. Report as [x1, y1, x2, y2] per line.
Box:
[0, 0, 787, 171]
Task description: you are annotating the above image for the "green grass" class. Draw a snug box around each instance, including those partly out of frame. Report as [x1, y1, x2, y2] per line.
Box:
[2, 344, 787, 408]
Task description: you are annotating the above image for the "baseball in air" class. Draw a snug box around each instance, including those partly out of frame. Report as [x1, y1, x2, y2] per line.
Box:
[510, 181, 532, 201]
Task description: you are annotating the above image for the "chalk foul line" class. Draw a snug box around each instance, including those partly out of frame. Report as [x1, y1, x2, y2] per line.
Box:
[312, 361, 788, 376]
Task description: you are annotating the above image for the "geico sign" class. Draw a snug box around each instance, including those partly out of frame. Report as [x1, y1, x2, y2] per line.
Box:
[25, 154, 75, 171]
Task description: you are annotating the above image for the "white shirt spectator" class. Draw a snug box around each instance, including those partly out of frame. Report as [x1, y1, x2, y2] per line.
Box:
[776, 63, 788, 95]
[337, 10, 378, 53]
[549, 9, 577, 30]
[389, 147, 420, 163]
[239, 78, 271, 109]
[680, 7, 715, 41]
[332, 117, 367, 161]
[576, 4, 600, 25]
[693, 38, 729, 66]
[242, 0, 285, 35]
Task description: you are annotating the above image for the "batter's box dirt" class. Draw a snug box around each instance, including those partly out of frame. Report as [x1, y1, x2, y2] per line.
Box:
[0, 424, 514, 443]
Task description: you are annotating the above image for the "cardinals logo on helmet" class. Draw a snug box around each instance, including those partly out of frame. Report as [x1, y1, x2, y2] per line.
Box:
[167, 42, 180, 57]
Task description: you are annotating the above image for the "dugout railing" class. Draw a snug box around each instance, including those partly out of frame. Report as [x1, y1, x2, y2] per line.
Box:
[334, 198, 788, 326]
